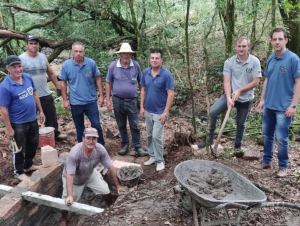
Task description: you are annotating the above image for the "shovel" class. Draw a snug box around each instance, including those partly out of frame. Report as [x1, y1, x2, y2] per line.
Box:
[11, 138, 22, 154]
[212, 105, 232, 156]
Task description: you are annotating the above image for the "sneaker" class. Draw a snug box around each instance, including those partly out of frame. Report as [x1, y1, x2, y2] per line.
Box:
[197, 139, 213, 149]
[135, 148, 149, 157]
[24, 165, 38, 173]
[118, 144, 129, 156]
[276, 169, 288, 178]
[144, 157, 155, 166]
[56, 134, 67, 140]
[156, 162, 165, 171]
[259, 163, 271, 169]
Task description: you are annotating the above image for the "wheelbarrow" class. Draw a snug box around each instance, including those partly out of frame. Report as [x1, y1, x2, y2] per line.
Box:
[174, 160, 300, 226]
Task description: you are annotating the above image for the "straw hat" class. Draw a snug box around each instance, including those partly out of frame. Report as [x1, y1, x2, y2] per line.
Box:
[115, 43, 135, 53]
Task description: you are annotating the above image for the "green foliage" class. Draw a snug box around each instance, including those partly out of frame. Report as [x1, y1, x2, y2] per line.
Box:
[51, 89, 72, 117]
[173, 79, 190, 106]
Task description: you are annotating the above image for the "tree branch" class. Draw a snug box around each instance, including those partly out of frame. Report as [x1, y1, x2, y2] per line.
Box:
[1, 3, 59, 14]
[0, 8, 70, 47]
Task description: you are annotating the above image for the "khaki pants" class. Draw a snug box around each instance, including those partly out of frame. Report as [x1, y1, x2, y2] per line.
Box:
[62, 169, 110, 201]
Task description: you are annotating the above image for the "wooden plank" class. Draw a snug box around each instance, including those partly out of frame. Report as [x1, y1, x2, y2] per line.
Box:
[22, 191, 104, 216]
[0, 185, 13, 196]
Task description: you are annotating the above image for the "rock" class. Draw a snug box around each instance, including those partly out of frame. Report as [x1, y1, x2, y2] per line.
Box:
[242, 150, 260, 160]
[41, 145, 58, 167]
[106, 128, 115, 138]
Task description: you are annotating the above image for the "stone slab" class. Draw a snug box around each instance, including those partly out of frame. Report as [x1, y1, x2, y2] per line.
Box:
[41, 145, 58, 168]
[0, 185, 13, 196]
[22, 191, 104, 216]
[112, 160, 141, 169]
[243, 150, 260, 160]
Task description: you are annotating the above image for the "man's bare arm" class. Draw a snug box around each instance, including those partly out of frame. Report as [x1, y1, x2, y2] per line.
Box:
[0, 106, 14, 137]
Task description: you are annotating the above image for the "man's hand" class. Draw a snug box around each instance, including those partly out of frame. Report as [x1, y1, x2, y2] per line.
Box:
[231, 90, 241, 102]
[159, 114, 167, 125]
[65, 196, 73, 206]
[39, 112, 46, 124]
[63, 100, 71, 111]
[106, 100, 113, 111]
[285, 106, 296, 117]
[117, 185, 128, 194]
[140, 108, 145, 117]
[98, 96, 104, 107]
[5, 127, 14, 138]
[226, 98, 235, 109]
[256, 100, 264, 113]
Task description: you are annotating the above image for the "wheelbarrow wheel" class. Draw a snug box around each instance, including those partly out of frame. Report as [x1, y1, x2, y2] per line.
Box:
[180, 193, 200, 213]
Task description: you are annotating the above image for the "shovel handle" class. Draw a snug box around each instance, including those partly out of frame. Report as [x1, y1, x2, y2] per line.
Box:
[213, 105, 232, 150]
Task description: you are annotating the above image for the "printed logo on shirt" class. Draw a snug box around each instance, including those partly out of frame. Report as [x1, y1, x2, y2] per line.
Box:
[246, 68, 253, 75]
[279, 65, 287, 73]
[18, 87, 33, 100]
[85, 70, 92, 77]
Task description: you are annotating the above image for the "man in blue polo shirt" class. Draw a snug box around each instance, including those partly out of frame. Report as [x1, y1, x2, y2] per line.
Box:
[106, 43, 148, 157]
[0, 55, 45, 176]
[59, 42, 105, 145]
[257, 28, 300, 177]
[140, 48, 174, 171]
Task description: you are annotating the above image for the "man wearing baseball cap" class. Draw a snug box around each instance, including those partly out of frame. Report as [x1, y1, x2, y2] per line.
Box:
[19, 34, 66, 139]
[106, 43, 148, 157]
[61, 127, 127, 226]
[0, 55, 45, 176]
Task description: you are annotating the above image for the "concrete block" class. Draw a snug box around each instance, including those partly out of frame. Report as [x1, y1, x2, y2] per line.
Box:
[113, 160, 141, 169]
[243, 150, 260, 160]
[0, 185, 13, 196]
[41, 145, 58, 168]
[22, 191, 104, 216]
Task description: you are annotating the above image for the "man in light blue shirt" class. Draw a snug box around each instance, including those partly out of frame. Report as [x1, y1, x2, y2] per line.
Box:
[59, 42, 105, 145]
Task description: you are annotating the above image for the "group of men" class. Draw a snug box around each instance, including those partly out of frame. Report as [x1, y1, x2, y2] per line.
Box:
[0, 27, 299, 225]
[198, 28, 300, 178]
[0, 35, 174, 225]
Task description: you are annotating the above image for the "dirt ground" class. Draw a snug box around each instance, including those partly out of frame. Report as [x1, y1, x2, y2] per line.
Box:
[1, 108, 300, 225]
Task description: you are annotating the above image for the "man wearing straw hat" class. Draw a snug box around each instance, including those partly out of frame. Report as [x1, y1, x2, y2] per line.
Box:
[0, 55, 45, 176]
[61, 127, 127, 226]
[106, 43, 148, 157]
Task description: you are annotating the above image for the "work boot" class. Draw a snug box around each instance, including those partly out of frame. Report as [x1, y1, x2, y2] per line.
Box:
[24, 165, 39, 173]
[276, 169, 288, 178]
[197, 139, 213, 149]
[135, 148, 149, 157]
[259, 163, 271, 169]
[118, 144, 129, 156]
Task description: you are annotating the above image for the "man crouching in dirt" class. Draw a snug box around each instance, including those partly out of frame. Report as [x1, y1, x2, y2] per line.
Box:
[61, 127, 127, 226]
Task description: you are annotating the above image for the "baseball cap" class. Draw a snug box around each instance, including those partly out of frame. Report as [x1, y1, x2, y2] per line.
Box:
[6, 55, 22, 66]
[25, 34, 39, 42]
[83, 127, 99, 137]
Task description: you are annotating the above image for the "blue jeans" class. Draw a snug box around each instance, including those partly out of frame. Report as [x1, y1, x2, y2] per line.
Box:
[11, 120, 39, 175]
[262, 107, 292, 169]
[210, 94, 252, 148]
[112, 96, 141, 148]
[145, 111, 165, 163]
[71, 101, 105, 145]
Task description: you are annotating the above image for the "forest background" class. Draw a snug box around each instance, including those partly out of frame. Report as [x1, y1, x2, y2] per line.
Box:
[0, 0, 300, 142]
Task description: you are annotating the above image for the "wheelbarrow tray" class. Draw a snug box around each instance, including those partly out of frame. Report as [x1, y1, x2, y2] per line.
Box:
[174, 160, 267, 208]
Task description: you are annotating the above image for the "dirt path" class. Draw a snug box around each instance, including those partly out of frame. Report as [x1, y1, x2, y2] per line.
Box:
[1, 112, 300, 225]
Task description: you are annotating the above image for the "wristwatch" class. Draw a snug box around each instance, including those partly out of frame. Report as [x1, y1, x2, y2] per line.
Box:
[291, 104, 297, 109]
[163, 112, 169, 117]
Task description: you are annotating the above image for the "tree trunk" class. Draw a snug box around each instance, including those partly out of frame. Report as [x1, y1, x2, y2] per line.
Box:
[218, 0, 235, 59]
[278, 0, 300, 56]
[185, 0, 196, 133]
